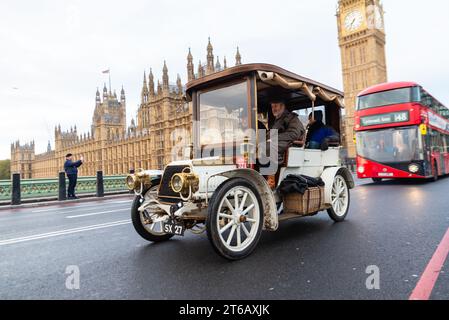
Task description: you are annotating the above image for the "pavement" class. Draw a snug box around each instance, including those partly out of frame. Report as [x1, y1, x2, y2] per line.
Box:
[0, 175, 448, 300]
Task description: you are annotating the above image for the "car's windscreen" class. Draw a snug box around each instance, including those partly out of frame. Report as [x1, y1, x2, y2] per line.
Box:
[198, 81, 249, 146]
[358, 87, 419, 110]
[356, 127, 420, 163]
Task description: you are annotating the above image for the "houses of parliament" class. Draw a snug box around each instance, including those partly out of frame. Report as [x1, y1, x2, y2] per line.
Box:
[11, 0, 388, 179]
[10, 39, 243, 179]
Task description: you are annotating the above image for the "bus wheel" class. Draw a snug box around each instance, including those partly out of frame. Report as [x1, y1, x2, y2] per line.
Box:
[372, 178, 383, 183]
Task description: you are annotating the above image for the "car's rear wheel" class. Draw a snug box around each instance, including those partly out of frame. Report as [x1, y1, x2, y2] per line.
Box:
[206, 178, 264, 260]
[131, 180, 173, 243]
[327, 175, 350, 222]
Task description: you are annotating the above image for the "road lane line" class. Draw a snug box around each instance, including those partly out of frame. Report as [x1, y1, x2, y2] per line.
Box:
[31, 200, 132, 213]
[66, 209, 126, 219]
[409, 227, 449, 300]
[0, 219, 131, 246]
[30, 204, 130, 215]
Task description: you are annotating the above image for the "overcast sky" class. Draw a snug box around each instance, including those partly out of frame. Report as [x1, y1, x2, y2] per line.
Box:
[1, 0, 448, 159]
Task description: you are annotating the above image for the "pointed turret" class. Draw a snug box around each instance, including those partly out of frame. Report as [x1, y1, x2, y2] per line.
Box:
[235, 46, 242, 65]
[148, 68, 155, 97]
[141, 71, 149, 103]
[198, 60, 205, 78]
[103, 83, 108, 99]
[120, 85, 126, 102]
[187, 48, 195, 82]
[157, 80, 162, 95]
[96, 87, 101, 105]
[176, 74, 183, 94]
[206, 37, 215, 75]
[215, 56, 222, 71]
[162, 61, 169, 91]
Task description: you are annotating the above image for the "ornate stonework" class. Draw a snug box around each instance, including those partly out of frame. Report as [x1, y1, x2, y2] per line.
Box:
[337, 0, 388, 158]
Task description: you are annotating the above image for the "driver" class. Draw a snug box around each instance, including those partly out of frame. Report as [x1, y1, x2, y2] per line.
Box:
[269, 101, 305, 162]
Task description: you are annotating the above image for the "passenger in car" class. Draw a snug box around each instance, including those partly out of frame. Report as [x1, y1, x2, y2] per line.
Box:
[305, 111, 339, 150]
[269, 101, 305, 162]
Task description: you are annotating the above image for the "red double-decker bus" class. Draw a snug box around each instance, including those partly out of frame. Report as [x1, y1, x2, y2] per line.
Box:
[355, 82, 449, 182]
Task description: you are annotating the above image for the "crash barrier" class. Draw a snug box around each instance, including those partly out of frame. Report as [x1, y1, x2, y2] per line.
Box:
[0, 171, 128, 205]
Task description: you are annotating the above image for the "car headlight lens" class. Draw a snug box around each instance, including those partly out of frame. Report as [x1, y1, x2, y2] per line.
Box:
[171, 174, 184, 193]
[409, 164, 420, 173]
[126, 175, 137, 190]
[358, 166, 365, 174]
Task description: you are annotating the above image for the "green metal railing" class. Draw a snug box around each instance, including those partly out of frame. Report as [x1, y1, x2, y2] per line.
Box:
[0, 175, 127, 201]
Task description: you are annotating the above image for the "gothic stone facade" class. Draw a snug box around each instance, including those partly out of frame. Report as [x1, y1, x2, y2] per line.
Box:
[10, 40, 242, 178]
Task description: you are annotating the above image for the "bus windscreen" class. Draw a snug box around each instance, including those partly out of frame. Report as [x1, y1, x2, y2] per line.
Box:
[357, 87, 420, 110]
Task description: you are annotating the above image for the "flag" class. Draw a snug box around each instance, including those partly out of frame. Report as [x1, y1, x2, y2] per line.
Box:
[102, 69, 110, 74]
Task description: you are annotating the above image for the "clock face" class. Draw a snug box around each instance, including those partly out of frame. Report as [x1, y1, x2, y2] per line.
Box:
[344, 10, 364, 32]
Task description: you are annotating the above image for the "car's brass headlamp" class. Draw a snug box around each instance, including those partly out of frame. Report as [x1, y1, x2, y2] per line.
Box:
[125, 170, 153, 191]
[170, 170, 199, 195]
[126, 174, 138, 190]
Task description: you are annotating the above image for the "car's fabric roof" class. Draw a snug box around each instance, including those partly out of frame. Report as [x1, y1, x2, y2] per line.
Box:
[185, 63, 344, 109]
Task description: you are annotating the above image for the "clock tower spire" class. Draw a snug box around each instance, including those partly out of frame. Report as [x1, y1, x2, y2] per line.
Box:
[337, 0, 388, 158]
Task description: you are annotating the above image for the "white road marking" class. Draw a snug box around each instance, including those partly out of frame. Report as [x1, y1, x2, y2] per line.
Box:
[31, 199, 133, 213]
[0, 220, 131, 246]
[66, 209, 126, 219]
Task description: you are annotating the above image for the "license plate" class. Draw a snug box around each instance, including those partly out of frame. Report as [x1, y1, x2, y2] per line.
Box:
[162, 219, 185, 236]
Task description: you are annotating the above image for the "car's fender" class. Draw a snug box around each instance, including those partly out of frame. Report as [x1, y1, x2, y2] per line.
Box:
[321, 167, 355, 205]
[209, 169, 279, 231]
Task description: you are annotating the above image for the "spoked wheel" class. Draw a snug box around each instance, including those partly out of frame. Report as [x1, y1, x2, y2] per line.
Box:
[206, 178, 264, 260]
[327, 175, 350, 222]
[131, 181, 173, 243]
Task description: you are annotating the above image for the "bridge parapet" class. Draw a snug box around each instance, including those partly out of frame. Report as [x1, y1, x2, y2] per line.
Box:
[0, 173, 127, 204]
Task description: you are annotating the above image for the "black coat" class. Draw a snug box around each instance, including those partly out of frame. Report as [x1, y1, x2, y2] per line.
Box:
[64, 160, 82, 175]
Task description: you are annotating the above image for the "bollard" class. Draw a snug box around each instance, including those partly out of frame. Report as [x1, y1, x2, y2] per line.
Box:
[58, 172, 67, 201]
[129, 169, 135, 194]
[96, 171, 104, 197]
[11, 173, 21, 205]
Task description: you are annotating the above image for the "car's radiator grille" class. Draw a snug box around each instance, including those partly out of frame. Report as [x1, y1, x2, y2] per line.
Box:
[158, 165, 190, 204]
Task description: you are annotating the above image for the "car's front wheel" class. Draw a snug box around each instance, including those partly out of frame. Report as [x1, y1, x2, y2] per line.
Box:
[206, 178, 264, 260]
[131, 181, 174, 243]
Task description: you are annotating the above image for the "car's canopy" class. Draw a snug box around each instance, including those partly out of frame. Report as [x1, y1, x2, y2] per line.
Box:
[185, 63, 345, 111]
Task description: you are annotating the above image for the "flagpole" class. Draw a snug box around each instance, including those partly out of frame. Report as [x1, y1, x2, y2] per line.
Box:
[108, 69, 112, 94]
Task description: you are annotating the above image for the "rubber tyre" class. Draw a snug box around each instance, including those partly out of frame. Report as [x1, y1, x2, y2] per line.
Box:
[206, 178, 264, 261]
[327, 175, 351, 223]
[131, 180, 174, 243]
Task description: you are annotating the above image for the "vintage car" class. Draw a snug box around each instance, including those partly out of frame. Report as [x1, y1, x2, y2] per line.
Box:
[126, 63, 354, 260]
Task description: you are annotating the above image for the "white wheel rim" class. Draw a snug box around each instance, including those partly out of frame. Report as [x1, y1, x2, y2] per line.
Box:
[140, 185, 166, 235]
[216, 186, 260, 252]
[331, 176, 348, 217]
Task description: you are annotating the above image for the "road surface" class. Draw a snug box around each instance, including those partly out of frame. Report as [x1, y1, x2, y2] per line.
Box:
[0, 176, 448, 299]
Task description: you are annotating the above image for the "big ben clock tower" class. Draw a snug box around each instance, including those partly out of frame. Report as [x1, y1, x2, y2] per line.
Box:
[337, 0, 388, 158]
